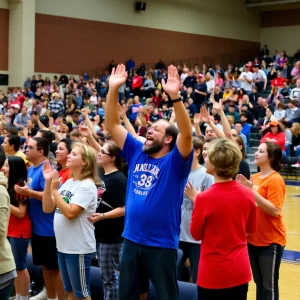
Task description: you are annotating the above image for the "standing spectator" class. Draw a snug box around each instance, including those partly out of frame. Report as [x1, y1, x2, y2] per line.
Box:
[179, 137, 214, 283]
[191, 138, 256, 300]
[131, 71, 143, 96]
[58, 73, 69, 86]
[15, 137, 65, 300]
[105, 64, 193, 299]
[239, 65, 253, 94]
[89, 141, 127, 300]
[237, 142, 286, 300]
[152, 89, 162, 108]
[42, 144, 99, 300]
[294, 49, 300, 62]
[129, 96, 143, 123]
[194, 74, 207, 111]
[183, 69, 197, 90]
[3, 157, 31, 300]
[0, 147, 16, 300]
[30, 75, 38, 94]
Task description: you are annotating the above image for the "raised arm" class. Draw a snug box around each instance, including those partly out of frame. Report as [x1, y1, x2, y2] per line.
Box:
[105, 65, 129, 150]
[212, 99, 235, 141]
[162, 65, 193, 159]
[117, 103, 138, 139]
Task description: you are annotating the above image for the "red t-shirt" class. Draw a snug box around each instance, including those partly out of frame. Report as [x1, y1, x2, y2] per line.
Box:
[58, 168, 71, 184]
[190, 180, 257, 289]
[132, 76, 143, 89]
[271, 77, 285, 87]
[8, 210, 31, 238]
[260, 132, 285, 151]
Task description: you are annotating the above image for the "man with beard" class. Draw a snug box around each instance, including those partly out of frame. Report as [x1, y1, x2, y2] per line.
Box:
[105, 64, 193, 300]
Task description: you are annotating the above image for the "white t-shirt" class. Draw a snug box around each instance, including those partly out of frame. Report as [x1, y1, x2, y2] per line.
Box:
[253, 70, 266, 82]
[90, 95, 98, 105]
[54, 179, 97, 254]
[239, 72, 253, 92]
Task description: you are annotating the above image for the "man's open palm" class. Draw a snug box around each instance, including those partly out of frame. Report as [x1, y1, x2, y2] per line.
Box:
[109, 64, 128, 89]
[162, 65, 181, 99]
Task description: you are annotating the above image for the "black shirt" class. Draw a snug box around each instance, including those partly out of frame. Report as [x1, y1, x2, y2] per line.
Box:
[183, 76, 197, 89]
[193, 83, 207, 104]
[94, 171, 127, 243]
[149, 113, 162, 123]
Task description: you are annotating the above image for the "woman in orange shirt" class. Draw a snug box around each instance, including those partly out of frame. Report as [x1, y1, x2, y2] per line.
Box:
[237, 141, 286, 300]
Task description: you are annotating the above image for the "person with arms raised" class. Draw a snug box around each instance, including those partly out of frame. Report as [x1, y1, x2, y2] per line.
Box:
[105, 64, 193, 300]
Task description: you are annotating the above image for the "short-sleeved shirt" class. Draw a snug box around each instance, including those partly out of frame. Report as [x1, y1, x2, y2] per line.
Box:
[54, 179, 97, 254]
[247, 172, 286, 247]
[27, 161, 55, 236]
[121, 133, 193, 249]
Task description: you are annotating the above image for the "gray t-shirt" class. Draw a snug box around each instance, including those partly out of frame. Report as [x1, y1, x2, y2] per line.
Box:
[180, 166, 214, 244]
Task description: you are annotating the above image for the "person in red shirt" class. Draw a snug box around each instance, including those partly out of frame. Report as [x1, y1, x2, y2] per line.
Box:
[131, 71, 143, 97]
[271, 71, 285, 88]
[260, 121, 285, 151]
[55, 139, 73, 184]
[190, 138, 256, 300]
[2, 156, 31, 300]
[152, 88, 162, 108]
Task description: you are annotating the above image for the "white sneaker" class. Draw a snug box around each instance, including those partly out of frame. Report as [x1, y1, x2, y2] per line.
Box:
[30, 287, 47, 300]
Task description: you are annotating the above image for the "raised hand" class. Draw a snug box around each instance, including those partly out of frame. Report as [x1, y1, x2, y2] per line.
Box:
[42, 160, 54, 181]
[14, 181, 30, 196]
[78, 125, 92, 137]
[193, 113, 201, 125]
[199, 106, 210, 123]
[212, 98, 222, 113]
[236, 174, 253, 190]
[162, 65, 181, 99]
[109, 64, 128, 89]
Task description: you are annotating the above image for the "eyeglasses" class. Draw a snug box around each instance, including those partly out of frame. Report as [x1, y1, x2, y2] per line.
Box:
[27, 146, 38, 151]
[100, 149, 111, 156]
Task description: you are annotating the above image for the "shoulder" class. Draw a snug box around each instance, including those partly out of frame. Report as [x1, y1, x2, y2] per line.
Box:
[269, 172, 285, 185]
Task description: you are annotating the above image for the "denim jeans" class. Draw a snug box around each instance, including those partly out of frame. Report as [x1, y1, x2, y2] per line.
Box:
[248, 243, 285, 300]
[296, 145, 300, 158]
[0, 279, 15, 300]
[178, 241, 200, 283]
[118, 239, 178, 300]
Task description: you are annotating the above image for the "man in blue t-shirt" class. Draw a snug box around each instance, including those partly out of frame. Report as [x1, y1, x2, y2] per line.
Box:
[106, 64, 193, 300]
[15, 137, 64, 300]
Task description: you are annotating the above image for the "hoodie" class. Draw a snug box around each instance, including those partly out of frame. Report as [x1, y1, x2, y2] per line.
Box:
[0, 173, 16, 276]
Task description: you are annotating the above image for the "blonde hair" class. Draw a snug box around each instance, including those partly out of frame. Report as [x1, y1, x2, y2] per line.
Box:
[72, 143, 101, 186]
[208, 138, 242, 178]
[291, 122, 300, 137]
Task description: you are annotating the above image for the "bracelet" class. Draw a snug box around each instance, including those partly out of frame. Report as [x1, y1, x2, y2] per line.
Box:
[171, 98, 182, 103]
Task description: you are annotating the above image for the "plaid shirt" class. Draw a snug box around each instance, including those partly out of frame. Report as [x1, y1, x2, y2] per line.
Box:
[49, 100, 64, 114]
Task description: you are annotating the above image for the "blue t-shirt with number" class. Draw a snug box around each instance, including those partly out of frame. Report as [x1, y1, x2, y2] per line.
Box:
[27, 162, 55, 236]
[121, 133, 193, 249]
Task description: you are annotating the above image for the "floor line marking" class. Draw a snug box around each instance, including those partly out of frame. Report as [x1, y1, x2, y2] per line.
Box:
[287, 232, 300, 235]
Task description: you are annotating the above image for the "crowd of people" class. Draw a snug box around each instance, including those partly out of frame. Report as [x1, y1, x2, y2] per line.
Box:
[0, 45, 298, 300]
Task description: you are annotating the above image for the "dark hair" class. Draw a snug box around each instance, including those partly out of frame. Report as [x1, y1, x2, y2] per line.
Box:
[165, 123, 179, 151]
[7, 156, 27, 207]
[263, 141, 282, 172]
[4, 125, 18, 136]
[32, 137, 49, 157]
[59, 138, 73, 154]
[193, 137, 203, 160]
[105, 140, 128, 176]
[7, 135, 20, 152]
[0, 146, 6, 169]
[38, 130, 54, 145]
[234, 135, 246, 160]
[262, 124, 283, 136]
[234, 121, 242, 126]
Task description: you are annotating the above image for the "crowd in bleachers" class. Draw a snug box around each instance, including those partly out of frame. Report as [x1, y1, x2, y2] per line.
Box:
[0, 45, 299, 300]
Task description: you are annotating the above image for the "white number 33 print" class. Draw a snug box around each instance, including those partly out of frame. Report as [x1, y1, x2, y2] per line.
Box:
[137, 174, 153, 188]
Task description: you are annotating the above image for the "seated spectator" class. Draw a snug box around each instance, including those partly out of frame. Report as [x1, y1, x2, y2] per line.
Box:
[268, 64, 277, 81]
[131, 71, 143, 96]
[13, 107, 30, 130]
[290, 122, 300, 159]
[211, 85, 223, 103]
[151, 89, 162, 108]
[261, 60, 269, 76]
[222, 84, 232, 102]
[293, 49, 300, 62]
[239, 65, 253, 94]
[252, 64, 267, 92]
[205, 72, 215, 97]
[260, 121, 286, 152]
[240, 104, 254, 125]
[185, 98, 197, 118]
[275, 51, 288, 67]
[281, 62, 291, 81]
[182, 87, 195, 102]
[284, 100, 299, 124]
[271, 71, 285, 88]
[141, 74, 155, 98]
[280, 121, 293, 157]
[280, 82, 291, 100]
[49, 92, 64, 119]
[129, 96, 143, 123]
[214, 71, 223, 87]
[89, 89, 99, 105]
[291, 61, 300, 84]
[147, 103, 162, 125]
[232, 74, 241, 90]
[234, 121, 248, 150]
[248, 86, 259, 104]
[289, 79, 300, 101]
[226, 104, 240, 123]
[267, 86, 284, 104]
[261, 107, 277, 131]
[193, 74, 207, 111]
[183, 69, 197, 90]
[274, 101, 286, 121]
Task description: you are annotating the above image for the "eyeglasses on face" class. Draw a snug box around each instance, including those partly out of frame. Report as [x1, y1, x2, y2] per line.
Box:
[27, 146, 39, 151]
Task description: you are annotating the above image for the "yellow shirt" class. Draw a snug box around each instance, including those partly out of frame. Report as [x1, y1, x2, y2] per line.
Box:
[223, 91, 232, 99]
[14, 151, 29, 165]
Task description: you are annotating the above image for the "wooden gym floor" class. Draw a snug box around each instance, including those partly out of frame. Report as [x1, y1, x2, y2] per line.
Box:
[248, 181, 300, 300]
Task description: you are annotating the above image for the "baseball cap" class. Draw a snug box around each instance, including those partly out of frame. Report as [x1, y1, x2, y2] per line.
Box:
[269, 121, 279, 127]
[253, 64, 260, 68]
[11, 104, 20, 109]
[245, 64, 250, 68]
[197, 74, 204, 79]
